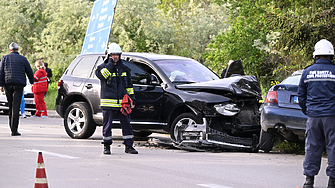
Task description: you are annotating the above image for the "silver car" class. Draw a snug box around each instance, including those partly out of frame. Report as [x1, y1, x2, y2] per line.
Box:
[0, 78, 36, 115]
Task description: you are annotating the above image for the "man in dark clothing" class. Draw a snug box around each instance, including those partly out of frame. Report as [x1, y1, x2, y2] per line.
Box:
[95, 43, 138, 155]
[0, 42, 34, 136]
[44, 62, 52, 88]
[44, 62, 52, 96]
[298, 39, 335, 188]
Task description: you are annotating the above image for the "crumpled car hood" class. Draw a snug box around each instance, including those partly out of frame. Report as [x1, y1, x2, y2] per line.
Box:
[176, 75, 262, 98]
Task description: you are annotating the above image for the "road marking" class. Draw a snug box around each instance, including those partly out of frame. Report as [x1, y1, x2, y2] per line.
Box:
[198, 184, 232, 188]
[0, 126, 32, 132]
[25, 149, 79, 159]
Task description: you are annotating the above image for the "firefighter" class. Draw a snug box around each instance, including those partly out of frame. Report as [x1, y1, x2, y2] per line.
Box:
[95, 43, 138, 155]
[298, 39, 335, 188]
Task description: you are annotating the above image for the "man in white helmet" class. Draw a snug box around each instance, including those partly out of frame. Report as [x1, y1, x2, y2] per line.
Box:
[95, 43, 138, 154]
[298, 39, 335, 188]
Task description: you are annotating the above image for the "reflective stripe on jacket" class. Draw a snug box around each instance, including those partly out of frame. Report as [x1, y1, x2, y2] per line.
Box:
[95, 59, 135, 110]
[33, 68, 48, 94]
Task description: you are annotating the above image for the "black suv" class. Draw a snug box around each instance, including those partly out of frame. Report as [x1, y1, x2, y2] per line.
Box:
[55, 52, 262, 151]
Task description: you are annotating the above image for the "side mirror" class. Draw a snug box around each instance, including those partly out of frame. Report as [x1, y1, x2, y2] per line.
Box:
[150, 74, 160, 85]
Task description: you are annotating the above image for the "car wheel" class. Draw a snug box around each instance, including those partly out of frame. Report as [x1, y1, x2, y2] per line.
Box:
[64, 102, 96, 139]
[2, 110, 9, 115]
[133, 130, 152, 137]
[170, 112, 203, 143]
[259, 129, 275, 153]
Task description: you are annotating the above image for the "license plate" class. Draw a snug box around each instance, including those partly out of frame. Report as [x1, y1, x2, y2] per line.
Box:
[25, 100, 34, 104]
[293, 96, 299, 103]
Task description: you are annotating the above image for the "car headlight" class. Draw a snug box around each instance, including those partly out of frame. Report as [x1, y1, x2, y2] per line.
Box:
[214, 103, 240, 116]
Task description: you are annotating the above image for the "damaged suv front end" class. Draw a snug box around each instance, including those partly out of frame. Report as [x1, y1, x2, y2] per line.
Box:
[168, 61, 262, 152]
[164, 61, 261, 152]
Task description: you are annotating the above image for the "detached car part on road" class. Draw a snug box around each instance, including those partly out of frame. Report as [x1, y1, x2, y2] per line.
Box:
[55, 53, 262, 152]
[259, 70, 307, 152]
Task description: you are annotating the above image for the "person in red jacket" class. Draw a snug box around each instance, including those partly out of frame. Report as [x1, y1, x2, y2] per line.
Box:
[32, 60, 48, 118]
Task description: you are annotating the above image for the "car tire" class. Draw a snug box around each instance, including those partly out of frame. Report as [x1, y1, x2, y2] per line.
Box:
[133, 130, 152, 137]
[170, 112, 203, 143]
[2, 110, 9, 115]
[259, 129, 275, 153]
[64, 102, 96, 139]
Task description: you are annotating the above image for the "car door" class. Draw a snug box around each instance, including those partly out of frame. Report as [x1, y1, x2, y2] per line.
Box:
[81, 56, 104, 115]
[66, 55, 99, 96]
[122, 59, 165, 128]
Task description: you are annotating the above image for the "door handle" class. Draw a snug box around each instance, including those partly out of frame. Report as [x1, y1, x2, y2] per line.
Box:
[85, 84, 93, 89]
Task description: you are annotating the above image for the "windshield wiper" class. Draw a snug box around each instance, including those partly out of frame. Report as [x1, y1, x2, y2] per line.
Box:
[172, 81, 196, 84]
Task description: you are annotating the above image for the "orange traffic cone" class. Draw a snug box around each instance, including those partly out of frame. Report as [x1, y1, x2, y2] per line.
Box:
[34, 152, 48, 188]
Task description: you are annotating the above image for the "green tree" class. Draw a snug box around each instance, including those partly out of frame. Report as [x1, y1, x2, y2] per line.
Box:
[0, 0, 91, 83]
[204, 1, 269, 79]
[111, 0, 228, 62]
[0, 0, 46, 57]
[34, 0, 91, 82]
[204, 0, 335, 92]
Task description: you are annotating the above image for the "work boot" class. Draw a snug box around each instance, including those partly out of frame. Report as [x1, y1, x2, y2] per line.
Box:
[303, 176, 314, 188]
[125, 145, 138, 154]
[11, 132, 21, 136]
[103, 144, 111, 155]
[328, 176, 335, 188]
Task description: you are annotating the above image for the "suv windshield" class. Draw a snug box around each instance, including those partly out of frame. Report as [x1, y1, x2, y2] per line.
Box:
[154, 59, 219, 83]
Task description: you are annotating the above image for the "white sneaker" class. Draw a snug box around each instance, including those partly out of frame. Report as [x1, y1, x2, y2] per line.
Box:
[21, 114, 27, 118]
[32, 115, 40, 118]
[42, 116, 48, 118]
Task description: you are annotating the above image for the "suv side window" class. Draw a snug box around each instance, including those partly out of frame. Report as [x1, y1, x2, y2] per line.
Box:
[72, 56, 98, 78]
[92, 56, 105, 79]
[123, 61, 151, 85]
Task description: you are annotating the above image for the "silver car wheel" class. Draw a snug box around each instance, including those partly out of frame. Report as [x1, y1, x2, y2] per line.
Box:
[66, 107, 85, 134]
[173, 117, 197, 143]
[64, 102, 96, 139]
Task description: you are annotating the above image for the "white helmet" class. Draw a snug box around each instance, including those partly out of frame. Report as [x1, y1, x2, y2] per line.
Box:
[313, 39, 334, 58]
[107, 43, 122, 55]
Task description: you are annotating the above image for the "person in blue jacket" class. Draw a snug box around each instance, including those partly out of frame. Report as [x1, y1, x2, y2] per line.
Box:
[95, 43, 137, 155]
[298, 39, 335, 188]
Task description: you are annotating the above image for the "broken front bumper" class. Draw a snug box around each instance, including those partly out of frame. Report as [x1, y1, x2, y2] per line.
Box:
[173, 118, 259, 151]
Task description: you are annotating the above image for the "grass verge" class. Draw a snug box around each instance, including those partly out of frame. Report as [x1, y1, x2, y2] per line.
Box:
[273, 140, 305, 155]
[45, 82, 58, 110]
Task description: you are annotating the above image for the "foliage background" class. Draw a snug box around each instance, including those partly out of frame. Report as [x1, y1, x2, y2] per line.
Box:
[0, 0, 334, 97]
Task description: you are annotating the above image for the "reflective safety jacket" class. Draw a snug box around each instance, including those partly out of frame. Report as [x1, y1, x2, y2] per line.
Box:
[298, 58, 335, 117]
[33, 68, 48, 94]
[95, 59, 135, 110]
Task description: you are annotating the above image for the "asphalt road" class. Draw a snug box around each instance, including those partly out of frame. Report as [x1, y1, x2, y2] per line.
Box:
[0, 111, 330, 188]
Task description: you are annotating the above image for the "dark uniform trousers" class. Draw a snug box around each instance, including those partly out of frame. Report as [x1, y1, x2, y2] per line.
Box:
[304, 116, 335, 178]
[4, 85, 24, 133]
[101, 109, 134, 146]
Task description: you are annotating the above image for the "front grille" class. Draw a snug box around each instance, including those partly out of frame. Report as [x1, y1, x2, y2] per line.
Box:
[25, 104, 36, 108]
[24, 93, 34, 98]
